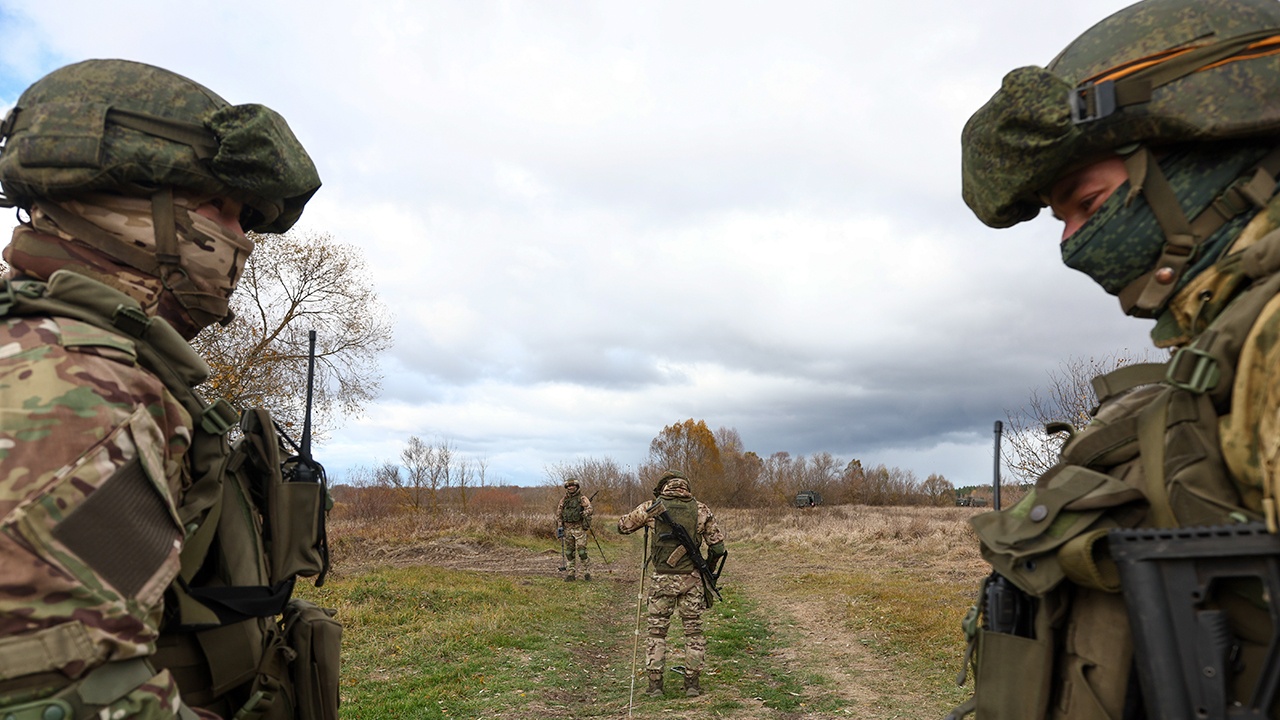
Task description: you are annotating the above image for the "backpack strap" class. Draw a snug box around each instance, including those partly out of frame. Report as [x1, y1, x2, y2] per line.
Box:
[1091, 362, 1168, 404]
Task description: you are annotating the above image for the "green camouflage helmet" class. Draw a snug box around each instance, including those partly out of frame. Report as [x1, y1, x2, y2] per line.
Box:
[0, 59, 320, 233]
[653, 469, 688, 496]
[962, 0, 1280, 229]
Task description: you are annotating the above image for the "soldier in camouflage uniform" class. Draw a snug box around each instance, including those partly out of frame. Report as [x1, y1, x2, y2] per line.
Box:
[0, 60, 318, 719]
[617, 470, 726, 698]
[957, 0, 1280, 717]
[555, 478, 594, 581]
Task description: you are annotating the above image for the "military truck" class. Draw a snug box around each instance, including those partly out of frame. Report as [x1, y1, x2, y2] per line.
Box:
[794, 490, 822, 507]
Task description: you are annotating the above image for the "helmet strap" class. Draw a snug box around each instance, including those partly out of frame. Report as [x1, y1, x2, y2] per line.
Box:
[36, 199, 160, 273]
[151, 188, 231, 329]
[1118, 144, 1280, 316]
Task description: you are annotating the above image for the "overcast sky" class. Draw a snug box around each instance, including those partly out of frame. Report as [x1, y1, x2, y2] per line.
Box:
[0, 0, 1156, 488]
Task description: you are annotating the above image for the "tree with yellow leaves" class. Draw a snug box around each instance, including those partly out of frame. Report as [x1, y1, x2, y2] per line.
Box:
[190, 229, 393, 441]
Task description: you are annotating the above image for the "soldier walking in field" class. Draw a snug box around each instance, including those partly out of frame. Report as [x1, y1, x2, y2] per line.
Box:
[0, 60, 331, 719]
[556, 478, 595, 581]
[957, 0, 1280, 717]
[618, 470, 726, 698]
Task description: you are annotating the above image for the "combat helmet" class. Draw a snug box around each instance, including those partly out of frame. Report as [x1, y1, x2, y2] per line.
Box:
[0, 59, 319, 232]
[653, 469, 688, 497]
[564, 478, 580, 489]
[962, 0, 1280, 316]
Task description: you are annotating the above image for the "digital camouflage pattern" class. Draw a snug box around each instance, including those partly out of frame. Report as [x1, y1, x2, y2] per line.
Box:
[0, 59, 319, 234]
[1059, 142, 1267, 297]
[618, 478, 725, 688]
[0, 279, 201, 716]
[962, 0, 1280, 228]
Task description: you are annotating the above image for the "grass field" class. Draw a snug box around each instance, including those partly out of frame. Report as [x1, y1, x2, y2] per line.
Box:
[301, 503, 990, 719]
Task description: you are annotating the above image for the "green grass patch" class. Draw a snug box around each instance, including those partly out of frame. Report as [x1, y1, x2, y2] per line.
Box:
[785, 568, 974, 713]
[297, 565, 622, 719]
[707, 589, 847, 715]
[294, 562, 841, 719]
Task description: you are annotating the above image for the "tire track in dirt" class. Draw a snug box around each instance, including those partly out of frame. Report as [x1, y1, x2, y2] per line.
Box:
[727, 546, 924, 719]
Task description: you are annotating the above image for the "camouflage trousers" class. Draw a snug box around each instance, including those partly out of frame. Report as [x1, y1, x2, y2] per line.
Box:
[564, 527, 590, 575]
[646, 571, 705, 674]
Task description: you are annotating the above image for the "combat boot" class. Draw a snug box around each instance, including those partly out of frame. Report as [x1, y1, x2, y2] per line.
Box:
[564, 573, 576, 582]
[584, 572, 592, 581]
[683, 671, 701, 697]
[646, 671, 663, 697]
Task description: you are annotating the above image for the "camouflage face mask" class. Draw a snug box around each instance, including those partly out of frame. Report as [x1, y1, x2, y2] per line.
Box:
[19, 193, 254, 337]
[1060, 144, 1268, 307]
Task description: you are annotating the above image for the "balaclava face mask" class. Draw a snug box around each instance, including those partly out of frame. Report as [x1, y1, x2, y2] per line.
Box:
[1060, 143, 1271, 311]
[5, 192, 254, 338]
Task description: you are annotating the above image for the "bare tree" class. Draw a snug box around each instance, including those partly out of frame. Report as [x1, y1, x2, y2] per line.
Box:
[399, 436, 432, 511]
[920, 473, 955, 507]
[456, 458, 473, 512]
[190, 229, 394, 441]
[1003, 349, 1168, 483]
[544, 456, 639, 512]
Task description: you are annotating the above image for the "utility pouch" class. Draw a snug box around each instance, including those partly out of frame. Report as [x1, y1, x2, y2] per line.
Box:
[973, 609, 1057, 719]
[954, 574, 1064, 720]
[282, 599, 342, 720]
[972, 464, 1143, 595]
[237, 409, 327, 583]
[665, 545, 687, 567]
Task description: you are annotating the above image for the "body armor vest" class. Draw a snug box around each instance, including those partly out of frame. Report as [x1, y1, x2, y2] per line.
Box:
[561, 494, 584, 524]
[652, 497, 699, 574]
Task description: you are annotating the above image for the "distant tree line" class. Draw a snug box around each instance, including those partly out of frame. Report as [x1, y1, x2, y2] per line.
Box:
[337, 419, 955, 517]
[546, 418, 955, 511]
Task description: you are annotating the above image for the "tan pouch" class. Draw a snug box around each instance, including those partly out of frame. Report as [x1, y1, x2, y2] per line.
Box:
[283, 599, 342, 720]
[665, 545, 687, 567]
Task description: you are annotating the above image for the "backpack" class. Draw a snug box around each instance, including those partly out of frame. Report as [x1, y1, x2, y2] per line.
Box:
[953, 235, 1280, 719]
[0, 270, 340, 720]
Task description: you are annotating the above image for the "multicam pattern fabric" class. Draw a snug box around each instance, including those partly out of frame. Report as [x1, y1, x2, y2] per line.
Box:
[618, 486, 725, 681]
[562, 526, 590, 575]
[617, 486, 725, 549]
[0, 298, 194, 713]
[645, 573, 706, 675]
[4, 194, 254, 338]
[555, 490, 593, 529]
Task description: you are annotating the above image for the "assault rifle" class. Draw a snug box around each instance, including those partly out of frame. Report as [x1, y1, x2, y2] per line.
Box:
[1111, 523, 1280, 719]
[274, 330, 331, 586]
[654, 503, 723, 608]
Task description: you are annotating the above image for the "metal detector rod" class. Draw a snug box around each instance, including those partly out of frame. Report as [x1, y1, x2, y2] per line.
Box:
[993, 420, 1003, 511]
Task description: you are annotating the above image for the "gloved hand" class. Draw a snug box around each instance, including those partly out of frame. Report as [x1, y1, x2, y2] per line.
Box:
[556, 526, 565, 539]
[644, 500, 666, 519]
[707, 541, 727, 560]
